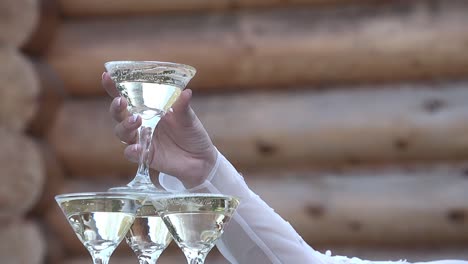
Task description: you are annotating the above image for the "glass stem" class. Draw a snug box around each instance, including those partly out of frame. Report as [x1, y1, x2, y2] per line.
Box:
[184, 250, 207, 264]
[128, 125, 155, 188]
[186, 256, 206, 264]
[138, 255, 157, 264]
[138, 258, 156, 264]
[92, 258, 109, 264]
[91, 250, 112, 264]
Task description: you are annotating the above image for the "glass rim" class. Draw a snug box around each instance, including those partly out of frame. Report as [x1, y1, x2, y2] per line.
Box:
[104, 60, 196, 77]
[55, 192, 146, 201]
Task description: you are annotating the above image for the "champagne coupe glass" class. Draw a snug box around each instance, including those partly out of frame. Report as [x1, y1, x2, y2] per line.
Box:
[151, 194, 240, 264]
[105, 61, 196, 263]
[55, 192, 144, 264]
[104, 61, 196, 193]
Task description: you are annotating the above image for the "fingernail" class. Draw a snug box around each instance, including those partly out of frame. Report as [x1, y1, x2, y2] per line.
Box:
[130, 114, 138, 123]
[132, 145, 139, 152]
[117, 97, 122, 107]
[102, 72, 106, 80]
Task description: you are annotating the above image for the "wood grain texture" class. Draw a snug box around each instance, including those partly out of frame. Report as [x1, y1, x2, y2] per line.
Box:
[57, 0, 389, 17]
[22, 0, 60, 56]
[194, 82, 468, 169]
[46, 0, 468, 96]
[247, 168, 468, 246]
[28, 140, 65, 216]
[47, 99, 135, 178]
[47, 82, 468, 175]
[27, 58, 65, 137]
[0, 220, 45, 264]
[0, 129, 44, 220]
[0, 48, 40, 132]
[0, 0, 39, 48]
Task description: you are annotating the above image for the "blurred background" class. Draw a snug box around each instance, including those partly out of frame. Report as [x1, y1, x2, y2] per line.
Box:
[1, 0, 468, 263]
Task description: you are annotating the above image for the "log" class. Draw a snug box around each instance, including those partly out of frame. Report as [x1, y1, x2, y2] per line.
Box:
[0, 0, 40, 48]
[0, 47, 40, 132]
[57, 0, 387, 17]
[195, 82, 468, 169]
[45, 164, 468, 252]
[22, 0, 60, 56]
[27, 58, 66, 137]
[48, 82, 468, 175]
[0, 220, 45, 264]
[0, 128, 44, 220]
[47, 13, 240, 96]
[28, 140, 65, 216]
[247, 168, 468, 246]
[58, 0, 230, 17]
[45, 0, 468, 96]
[237, 0, 387, 9]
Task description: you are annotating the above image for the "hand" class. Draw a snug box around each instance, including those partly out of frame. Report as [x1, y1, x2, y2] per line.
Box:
[102, 72, 217, 188]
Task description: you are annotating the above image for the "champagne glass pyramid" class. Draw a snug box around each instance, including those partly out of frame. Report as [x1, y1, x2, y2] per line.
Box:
[104, 61, 196, 192]
[105, 61, 196, 263]
[55, 192, 144, 264]
[151, 194, 240, 264]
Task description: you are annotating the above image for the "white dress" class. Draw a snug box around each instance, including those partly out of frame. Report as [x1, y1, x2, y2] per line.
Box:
[159, 150, 467, 264]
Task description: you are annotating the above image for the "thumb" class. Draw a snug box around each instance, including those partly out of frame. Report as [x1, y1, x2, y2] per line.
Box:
[168, 89, 197, 126]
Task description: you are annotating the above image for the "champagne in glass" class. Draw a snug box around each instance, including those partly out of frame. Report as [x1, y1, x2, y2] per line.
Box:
[125, 202, 172, 264]
[104, 61, 196, 192]
[55, 192, 144, 264]
[151, 194, 240, 264]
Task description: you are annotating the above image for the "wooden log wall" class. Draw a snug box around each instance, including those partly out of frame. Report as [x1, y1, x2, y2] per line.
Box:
[0, 0, 61, 263]
[46, 0, 468, 96]
[3, 0, 468, 263]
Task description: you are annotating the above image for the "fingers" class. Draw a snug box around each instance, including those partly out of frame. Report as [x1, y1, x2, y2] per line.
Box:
[105, 72, 132, 123]
[103, 71, 141, 159]
[102, 72, 120, 97]
[110, 96, 130, 123]
[124, 145, 140, 163]
[115, 114, 141, 144]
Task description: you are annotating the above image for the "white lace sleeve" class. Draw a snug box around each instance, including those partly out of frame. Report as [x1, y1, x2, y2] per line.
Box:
[159, 150, 468, 264]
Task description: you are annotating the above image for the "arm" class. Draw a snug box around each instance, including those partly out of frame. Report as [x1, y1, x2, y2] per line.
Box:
[160, 149, 327, 264]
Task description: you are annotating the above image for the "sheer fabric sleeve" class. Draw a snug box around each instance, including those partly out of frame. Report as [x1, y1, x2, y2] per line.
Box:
[159, 150, 468, 264]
